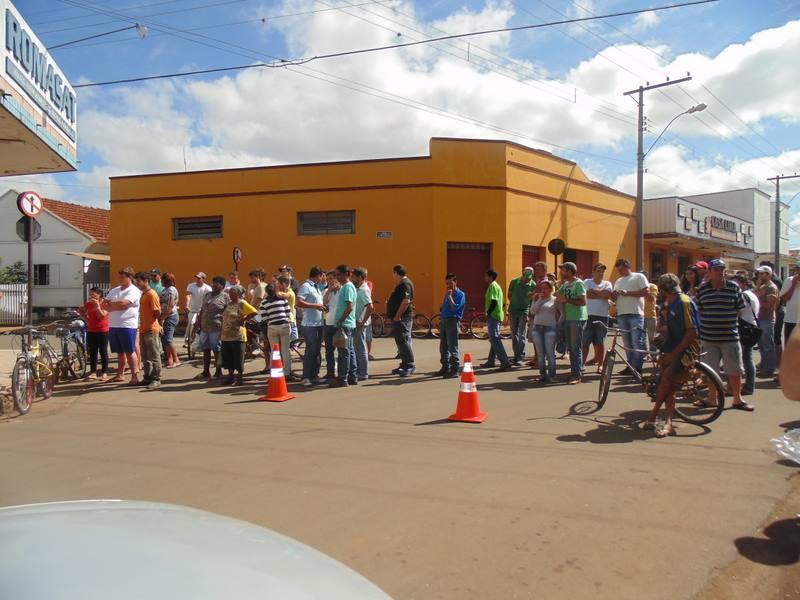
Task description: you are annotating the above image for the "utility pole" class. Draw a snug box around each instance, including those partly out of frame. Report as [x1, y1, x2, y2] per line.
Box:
[768, 173, 800, 277]
[623, 75, 692, 272]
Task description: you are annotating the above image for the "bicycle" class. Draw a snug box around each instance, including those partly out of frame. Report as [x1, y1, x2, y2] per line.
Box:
[595, 322, 725, 425]
[369, 301, 430, 338]
[429, 307, 490, 340]
[51, 312, 88, 381]
[183, 310, 199, 360]
[5, 327, 57, 415]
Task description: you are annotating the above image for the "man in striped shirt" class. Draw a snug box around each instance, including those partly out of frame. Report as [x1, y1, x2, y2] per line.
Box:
[695, 259, 753, 411]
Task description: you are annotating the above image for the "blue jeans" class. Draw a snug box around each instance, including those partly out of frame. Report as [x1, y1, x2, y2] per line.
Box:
[617, 313, 646, 372]
[564, 320, 586, 378]
[532, 324, 557, 378]
[487, 317, 510, 367]
[354, 325, 369, 378]
[439, 317, 460, 369]
[509, 313, 528, 361]
[336, 326, 357, 381]
[757, 318, 776, 374]
[324, 325, 338, 375]
[741, 341, 755, 393]
[301, 325, 323, 381]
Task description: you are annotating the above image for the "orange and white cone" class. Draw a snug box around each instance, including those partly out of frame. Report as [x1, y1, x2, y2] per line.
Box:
[259, 344, 296, 402]
[448, 353, 487, 423]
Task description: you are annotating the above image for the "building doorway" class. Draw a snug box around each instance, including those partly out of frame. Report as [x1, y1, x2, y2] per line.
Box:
[649, 249, 667, 280]
[447, 242, 491, 311]
[522, 245, 544, 271]
[563, 248, 595, 280]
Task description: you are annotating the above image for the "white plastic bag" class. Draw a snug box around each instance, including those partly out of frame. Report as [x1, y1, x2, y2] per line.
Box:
[771, 429, 800, 465]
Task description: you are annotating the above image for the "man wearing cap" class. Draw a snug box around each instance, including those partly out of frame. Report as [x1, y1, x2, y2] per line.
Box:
[695, 261, 709, 284]
[754, 265, 778, 376]
[555, 261, 587, 384]
[185, 273, 211, 350]
[149, 268, 164, 295]
[507, 267, 537, 365]
[611, 258, 650, 376]
[583, 263, 612, 370]
[695, 259, 752, 411]
[780, 260, 800, 354]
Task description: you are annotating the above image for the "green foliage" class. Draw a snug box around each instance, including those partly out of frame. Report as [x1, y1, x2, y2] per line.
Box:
[0, 261, 27, 284]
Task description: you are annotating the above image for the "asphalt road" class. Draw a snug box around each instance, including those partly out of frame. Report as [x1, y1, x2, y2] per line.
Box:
[1, 337, 798, 599]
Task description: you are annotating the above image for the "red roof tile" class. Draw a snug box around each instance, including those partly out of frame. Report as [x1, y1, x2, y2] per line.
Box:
[43, 198, 111, 244]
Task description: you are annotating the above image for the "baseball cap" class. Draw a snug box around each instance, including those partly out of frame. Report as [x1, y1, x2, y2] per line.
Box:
[195, 272, 206, 279]
[149, 267, 161, 275]
[755, 265, 773, 275]
[694, 261, 709, 270]
[708, 259, 727, 269]
[279, 265, 293, 272]
[559, 262, 577, 272]
[523, 266, 534, 273]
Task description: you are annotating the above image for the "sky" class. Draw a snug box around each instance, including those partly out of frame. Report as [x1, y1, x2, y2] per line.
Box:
[5, 0, 800, 245]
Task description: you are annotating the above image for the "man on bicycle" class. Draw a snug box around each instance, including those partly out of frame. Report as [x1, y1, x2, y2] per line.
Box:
[185, 272, 211, 348]
[645, 273, 699, 438]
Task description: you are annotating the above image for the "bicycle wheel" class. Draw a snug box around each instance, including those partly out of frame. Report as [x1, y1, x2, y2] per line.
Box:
[11, 356, 34, 415]
[64, 339, 87, 379]
[290, 337, 305, 359]
[429, 314, 442, 339]
[37, 352, 55, 399]
[371, 315, 385, 338]
[412, 314, 431, 339]
[186, 323, 197, 360]
[597, 351, 617, 409]
[469, 314, 489, 340]
[673, 361, 726, 425]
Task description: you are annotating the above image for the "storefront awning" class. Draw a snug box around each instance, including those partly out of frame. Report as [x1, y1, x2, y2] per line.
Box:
[62, 251, 110, 262]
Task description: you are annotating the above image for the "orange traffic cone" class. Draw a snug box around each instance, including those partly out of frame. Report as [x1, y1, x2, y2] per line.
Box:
[448, 353, 486, 423]
[259, 344, 296, 402]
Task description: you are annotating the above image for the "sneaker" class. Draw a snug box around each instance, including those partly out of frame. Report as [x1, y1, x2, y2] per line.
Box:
[329, 379, 348, 388]
[479, 362, 495, 369]
[496, 364, 513, 372]
[302, 378, 313, 387]
[398, 367, 416, 378]
[391, 367, 404, 375]
[357, 375, 369, 381]
[434, 368, 448, 376]
[223, 375, 235, 386]
[443, 369, 459, 379]
[232, 375, 243, 387]
[146, 380, 161, 390]
[196, 371, 211, 379]
[311, 377, 325, 385]
[347, 378, 359, 386]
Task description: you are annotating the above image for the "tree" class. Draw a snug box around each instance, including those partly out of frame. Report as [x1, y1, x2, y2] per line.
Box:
[0, 261, 27, 284]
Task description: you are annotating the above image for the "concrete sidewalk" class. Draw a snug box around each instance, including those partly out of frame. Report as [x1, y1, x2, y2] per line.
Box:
[1, 338, 798, 599]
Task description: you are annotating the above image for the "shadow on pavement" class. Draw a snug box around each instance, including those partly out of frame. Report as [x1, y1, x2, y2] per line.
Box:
[734, 518, 800, 566]
[555, 409, 711, 444]
[780, 420, 800, 431]
[414, 418, 456, 426]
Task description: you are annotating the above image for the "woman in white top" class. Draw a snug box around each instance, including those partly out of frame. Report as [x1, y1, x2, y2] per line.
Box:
[530, 280, 562, 383]
[733, 275, 760, 396]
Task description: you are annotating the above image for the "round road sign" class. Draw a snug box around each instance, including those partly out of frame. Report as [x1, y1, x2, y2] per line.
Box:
[17, 191, 43, 218]
[547, 238, 566, 256]
[233, 246, 243, 264]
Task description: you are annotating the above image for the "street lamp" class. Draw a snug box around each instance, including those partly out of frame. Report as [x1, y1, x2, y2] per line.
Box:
[634, 102, 706, 271]
[48, 23, 149, 51]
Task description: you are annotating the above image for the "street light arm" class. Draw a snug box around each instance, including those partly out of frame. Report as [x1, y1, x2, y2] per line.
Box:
[48, 24, 148, 50]
[644, 111, 687, 157]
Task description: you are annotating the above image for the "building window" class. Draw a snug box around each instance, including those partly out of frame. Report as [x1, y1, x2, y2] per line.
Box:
[298, 210, 355, 236]
[173, 216, 223, 240]
[33, 264, 50, 286]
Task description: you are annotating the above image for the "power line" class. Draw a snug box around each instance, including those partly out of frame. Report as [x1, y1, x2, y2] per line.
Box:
[72, 0, 720, 87]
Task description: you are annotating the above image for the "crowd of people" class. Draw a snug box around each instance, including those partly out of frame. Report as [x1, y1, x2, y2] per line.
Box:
[78, 257, 800, 434]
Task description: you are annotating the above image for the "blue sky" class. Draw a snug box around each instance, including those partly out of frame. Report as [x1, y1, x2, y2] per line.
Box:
[7, 0, 800, 244]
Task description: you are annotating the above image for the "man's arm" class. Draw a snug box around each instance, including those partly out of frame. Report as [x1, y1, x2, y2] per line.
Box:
[781, 276, 799, 303]
[184, 293, 192, 311]
[394, 299, 411, 321]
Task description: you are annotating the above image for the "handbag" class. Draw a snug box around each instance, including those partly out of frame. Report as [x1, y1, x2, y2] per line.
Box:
[333, 328, 349, 349]
[738, 295, 762, 347]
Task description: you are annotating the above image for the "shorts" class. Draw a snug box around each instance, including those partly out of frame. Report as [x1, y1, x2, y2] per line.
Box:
[161, 313, 179, 345]
[108, 327, 137, 354]
[585, 317, 609, 346]
[701, 340, 743, 377]
[660, 355, 692, 387]
[198, 330, 222, 352]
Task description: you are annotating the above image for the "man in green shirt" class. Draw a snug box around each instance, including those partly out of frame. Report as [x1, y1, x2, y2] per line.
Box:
[555, 261, 587, 384]
[480, 268, 512, 371]
[508, 266, 537, 365]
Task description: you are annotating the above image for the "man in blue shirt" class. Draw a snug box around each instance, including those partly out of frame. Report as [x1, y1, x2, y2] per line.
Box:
[437, 273, 466, 378]
[645, 273, 699, 438]
[296, 266, 326, 387]
[331, 264, 358, 388]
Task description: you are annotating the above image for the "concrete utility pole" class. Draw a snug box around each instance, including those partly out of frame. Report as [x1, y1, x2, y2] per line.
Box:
[768, 173, 800, 276]
[623, 76, 693, 272]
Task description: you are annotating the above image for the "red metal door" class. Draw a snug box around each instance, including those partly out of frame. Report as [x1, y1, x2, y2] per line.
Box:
[447, 242, 491, 314]
[522, 245, 543, 270]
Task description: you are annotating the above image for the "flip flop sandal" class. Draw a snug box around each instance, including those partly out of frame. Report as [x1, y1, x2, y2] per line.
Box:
[107, 375, 124, 383]
[656, 427, 676, 438]
[642, 421, 657, 430]
[731, 402, 754, 412]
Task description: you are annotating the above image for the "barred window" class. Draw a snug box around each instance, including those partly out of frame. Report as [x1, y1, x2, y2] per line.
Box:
[298, 211, 355, 236]
[173, 216, 223, 240]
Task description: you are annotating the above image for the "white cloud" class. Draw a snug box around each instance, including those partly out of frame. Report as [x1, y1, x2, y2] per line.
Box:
[632, 11, 660, 32]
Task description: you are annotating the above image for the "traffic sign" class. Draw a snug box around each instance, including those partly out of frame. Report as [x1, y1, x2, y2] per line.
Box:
[547, 238, 566, 255]
[232, 246, 242, 264]
[16, 216, 41, 242]
[17, 191, 43, 218]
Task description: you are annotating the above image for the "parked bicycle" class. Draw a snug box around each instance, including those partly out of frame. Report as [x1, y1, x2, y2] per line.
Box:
[595, 322, 725, 425]
[5, 327, 57, 415]
[429, 307, 513, 340]
[52, 311, 88, 382]
[369, 301, 431, 339]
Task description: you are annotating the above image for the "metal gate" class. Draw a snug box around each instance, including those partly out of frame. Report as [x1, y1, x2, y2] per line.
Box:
[0, 284, 28, 325]
[446, 242, 491, 312]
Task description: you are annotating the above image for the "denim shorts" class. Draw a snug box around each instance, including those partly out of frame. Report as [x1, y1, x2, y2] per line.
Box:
[199, 330, 222, 352]
[161, 313, 179, 345]
[584, 317, 609, 346]
[108, 327, 137, 354]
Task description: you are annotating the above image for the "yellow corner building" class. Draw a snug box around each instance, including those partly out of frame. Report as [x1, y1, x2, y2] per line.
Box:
[110, 137, 636, 315]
